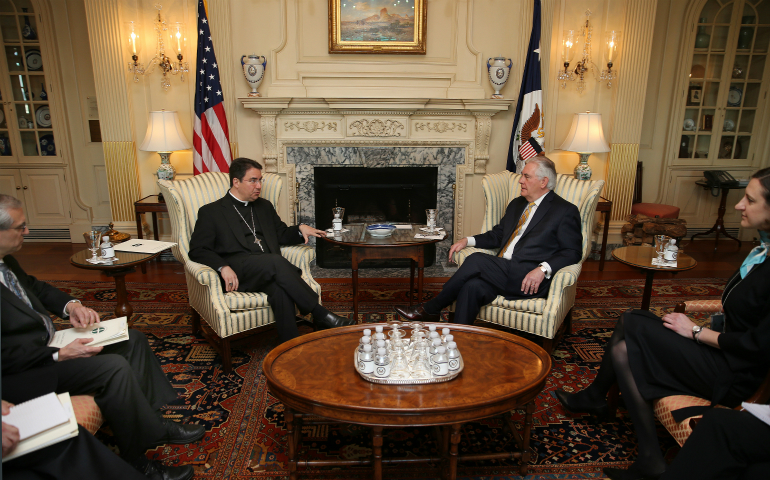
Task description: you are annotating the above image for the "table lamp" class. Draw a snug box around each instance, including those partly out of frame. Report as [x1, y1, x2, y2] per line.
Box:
[559, 111, 610, 180]
[139, 110, 192, 183]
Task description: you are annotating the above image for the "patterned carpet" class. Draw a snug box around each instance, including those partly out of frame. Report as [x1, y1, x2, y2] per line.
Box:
[47, 277, 728, 480]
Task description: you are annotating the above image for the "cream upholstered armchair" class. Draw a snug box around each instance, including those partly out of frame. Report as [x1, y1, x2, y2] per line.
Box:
[452, 171, 604, 352]
[158, 172, 321, 372]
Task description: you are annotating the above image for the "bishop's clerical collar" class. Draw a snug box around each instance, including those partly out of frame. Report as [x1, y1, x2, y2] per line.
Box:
[229, 190, 250, 207]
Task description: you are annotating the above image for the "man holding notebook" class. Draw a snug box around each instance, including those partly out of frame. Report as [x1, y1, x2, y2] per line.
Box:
[0, 195, 200, 480]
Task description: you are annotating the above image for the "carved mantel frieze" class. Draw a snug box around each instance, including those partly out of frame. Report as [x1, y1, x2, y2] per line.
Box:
[240, 97, 512, 240]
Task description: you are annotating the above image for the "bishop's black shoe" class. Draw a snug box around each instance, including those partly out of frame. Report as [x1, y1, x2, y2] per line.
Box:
[394, 304, 440, 322]
[554, 389, 610, 420]
[315, 312, 355, 330]
[160, 418, 206, 445]
[132, 457, 194, 480]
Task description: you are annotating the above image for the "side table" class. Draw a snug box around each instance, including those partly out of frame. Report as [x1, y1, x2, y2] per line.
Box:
[691, 180, 743, 251]
[595, 196, 612, 271]
[134, 195, 168, 273]
[70, 249, 162, 326]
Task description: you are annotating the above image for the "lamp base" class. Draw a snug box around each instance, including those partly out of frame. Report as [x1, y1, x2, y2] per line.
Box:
[157, 152, 176, 181]
[574, 153, 592, 181]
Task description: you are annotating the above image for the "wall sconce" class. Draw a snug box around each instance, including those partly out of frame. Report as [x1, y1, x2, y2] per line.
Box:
[127, 4, 188, 90]
[139, 110, 192, 183]
[559, 111, 610, 180]
[557, 10, 620, 93]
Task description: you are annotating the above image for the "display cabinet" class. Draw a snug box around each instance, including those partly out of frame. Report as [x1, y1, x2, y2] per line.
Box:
[677, 0, 770, 167]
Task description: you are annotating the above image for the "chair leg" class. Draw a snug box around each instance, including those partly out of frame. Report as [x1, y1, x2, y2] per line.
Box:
[191, 308, 201, 335]
[541, 337, 555, 354]
[222, 337, 232, 374]
[607, 383, 619, 418]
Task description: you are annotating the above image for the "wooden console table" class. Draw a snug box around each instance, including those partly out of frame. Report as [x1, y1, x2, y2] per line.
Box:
[134, 195, 168, 273]
[595, 197, 612, 271]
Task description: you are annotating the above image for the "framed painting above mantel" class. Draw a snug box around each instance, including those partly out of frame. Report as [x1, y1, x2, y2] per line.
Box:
[328, 0, 427, 54]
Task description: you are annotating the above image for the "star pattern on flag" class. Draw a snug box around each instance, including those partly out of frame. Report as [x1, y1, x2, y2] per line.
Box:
[193, 0, 231, 174]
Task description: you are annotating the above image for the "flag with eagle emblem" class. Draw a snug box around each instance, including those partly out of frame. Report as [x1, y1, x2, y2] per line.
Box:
[507, 0, 544, 173]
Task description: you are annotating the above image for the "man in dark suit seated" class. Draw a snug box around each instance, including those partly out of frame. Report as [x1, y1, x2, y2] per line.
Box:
[2, 397, 147, 480]
[396, 156, 583, 324]
[188, 157, 354, 343]
[660, 408, 770, 480]
[0, 194, 202, 480]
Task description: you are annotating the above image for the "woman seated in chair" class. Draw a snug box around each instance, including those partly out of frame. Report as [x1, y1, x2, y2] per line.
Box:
[556, 167, 770, 480]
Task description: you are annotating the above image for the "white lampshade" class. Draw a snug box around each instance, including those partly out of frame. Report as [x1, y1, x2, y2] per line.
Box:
[139, 110, 192, 152]
[559, 112, 611, 154]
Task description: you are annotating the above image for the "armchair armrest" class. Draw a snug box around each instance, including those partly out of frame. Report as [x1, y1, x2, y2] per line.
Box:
[279, 244, 316, 270]
[187, 259, 222, 288]
[452, 247, 497, 265]
[674, 300, 723, 314]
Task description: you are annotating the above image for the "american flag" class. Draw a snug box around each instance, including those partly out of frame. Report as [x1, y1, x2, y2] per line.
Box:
[507, 0, 544, 173]
[518, 137, 543, 161]
[193, 0, 231, 174]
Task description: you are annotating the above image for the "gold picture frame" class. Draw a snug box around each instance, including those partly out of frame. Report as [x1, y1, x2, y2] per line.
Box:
[329, 0, 427, 54]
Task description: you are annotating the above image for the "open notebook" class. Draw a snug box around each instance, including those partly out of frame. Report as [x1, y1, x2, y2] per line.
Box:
[2, 392, 78, 462]
[49, 316, 129, 349]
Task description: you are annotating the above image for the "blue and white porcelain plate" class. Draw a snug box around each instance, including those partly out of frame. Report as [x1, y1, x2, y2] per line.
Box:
[366, 224, 397, 237]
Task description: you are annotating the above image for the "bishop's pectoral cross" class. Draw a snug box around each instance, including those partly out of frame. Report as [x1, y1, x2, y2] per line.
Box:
[254, 237, 264, 252]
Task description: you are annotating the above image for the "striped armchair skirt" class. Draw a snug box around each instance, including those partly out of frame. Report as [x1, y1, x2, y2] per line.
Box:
[158, 172, 321, 372]
[452, 172, 604, 352]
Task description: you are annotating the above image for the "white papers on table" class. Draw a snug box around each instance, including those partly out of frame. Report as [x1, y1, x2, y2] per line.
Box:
[86, 256, 119, 265]
[49, 317, 129, 348]
[742, 402, 770, 427]
[419, 227, 445, 233]
[415, 233, 446, 240]
[392, 224, 414, 229]
[651, 257, 677, 268]
[113, 239, 176, 254]
[2, 392, 78, 462]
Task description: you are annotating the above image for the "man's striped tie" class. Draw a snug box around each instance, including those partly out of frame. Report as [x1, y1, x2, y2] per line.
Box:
[498, 202, 536, 258]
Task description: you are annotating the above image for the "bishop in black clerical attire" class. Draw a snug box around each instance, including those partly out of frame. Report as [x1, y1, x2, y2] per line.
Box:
[188, 157, 354, 342]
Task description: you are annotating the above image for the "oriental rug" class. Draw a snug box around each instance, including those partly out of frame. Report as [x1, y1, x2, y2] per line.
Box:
[47, 277, 727, 480]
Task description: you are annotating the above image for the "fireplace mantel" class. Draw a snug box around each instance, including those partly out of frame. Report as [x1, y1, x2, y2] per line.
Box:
[240, 97, 512, 246]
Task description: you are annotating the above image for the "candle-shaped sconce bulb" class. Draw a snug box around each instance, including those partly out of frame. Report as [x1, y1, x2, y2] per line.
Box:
[131, 31, 137, 55]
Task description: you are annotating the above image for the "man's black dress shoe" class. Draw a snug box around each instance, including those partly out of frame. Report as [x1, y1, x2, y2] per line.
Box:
[315, 312, 355, 330]
[603, 465, 664, 480]
[394, 304, 439, 322]
[161, 418, 206, 445]
[133, 458, 194, 480]
[554, 389, 610, 419]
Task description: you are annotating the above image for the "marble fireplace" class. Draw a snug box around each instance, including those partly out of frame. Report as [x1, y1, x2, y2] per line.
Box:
[241, 98, 511, 267]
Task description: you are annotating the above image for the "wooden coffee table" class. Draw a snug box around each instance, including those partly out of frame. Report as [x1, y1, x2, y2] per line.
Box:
[320, 224, 444, 322]
[263, 323, 552, 480]
[612, 245, 697, 310]
[69, 249, 162, 326]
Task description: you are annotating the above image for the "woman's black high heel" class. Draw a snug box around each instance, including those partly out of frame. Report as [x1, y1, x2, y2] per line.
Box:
[554, 389, 611, 420]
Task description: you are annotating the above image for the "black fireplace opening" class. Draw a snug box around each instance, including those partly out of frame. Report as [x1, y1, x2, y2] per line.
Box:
[315, 166, 438, 269]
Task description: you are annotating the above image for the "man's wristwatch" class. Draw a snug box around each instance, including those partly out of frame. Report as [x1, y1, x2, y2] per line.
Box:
[692, 325, 703, 343]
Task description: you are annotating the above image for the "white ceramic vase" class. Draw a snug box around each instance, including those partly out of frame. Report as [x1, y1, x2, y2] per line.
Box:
[241, 54, 266, 97]
[487, 57, 513, 98]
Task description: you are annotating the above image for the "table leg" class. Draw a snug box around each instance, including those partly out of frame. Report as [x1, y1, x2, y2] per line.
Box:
[372, 426, 383, 480]
[690, 187, 742, 251]
[447, 423, 462, 480]
[409, 259, 415, 306]
[136, 211, 147, 274]
[417, 248, 425, 309]
[520, 402, 534, 475]
[352, 248, 360, 324]
[641, 269, 655, 310]
[107, 270, 134, 326]
[600, 207, 610, 271]
[285, 409, 299, 480]
[152, 212, 159, 241]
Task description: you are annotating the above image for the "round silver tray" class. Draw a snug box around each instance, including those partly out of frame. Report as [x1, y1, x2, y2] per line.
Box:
[354, 349, 464, 385]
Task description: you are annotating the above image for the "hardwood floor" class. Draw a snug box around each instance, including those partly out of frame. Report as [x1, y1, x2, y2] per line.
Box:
[13, 238, 758, 285]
